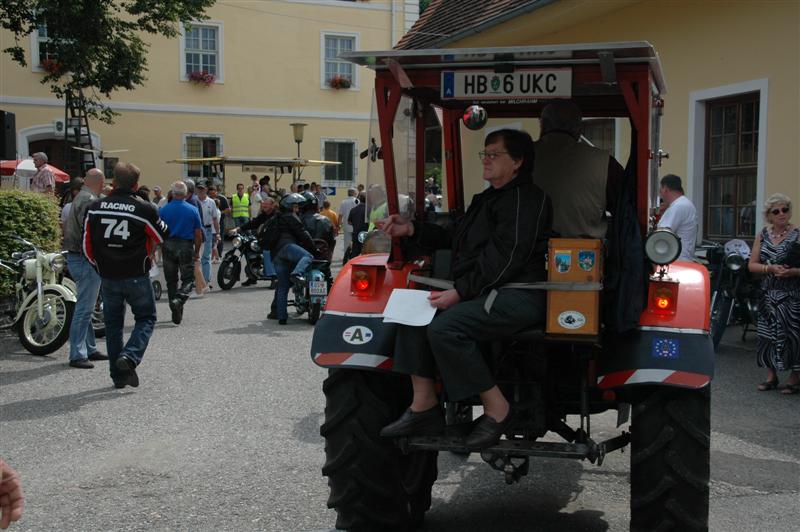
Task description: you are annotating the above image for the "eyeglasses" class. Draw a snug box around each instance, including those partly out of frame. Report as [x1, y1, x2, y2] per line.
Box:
[771, 207, 790, 215]
[478, 150, 509, 160]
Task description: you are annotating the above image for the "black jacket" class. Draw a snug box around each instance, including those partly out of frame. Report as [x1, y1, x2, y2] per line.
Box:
[271, 212, 317, 256]
[83, 188, 169, 279]
[301, 211, 335, 248]
[408, 175, 552, 301]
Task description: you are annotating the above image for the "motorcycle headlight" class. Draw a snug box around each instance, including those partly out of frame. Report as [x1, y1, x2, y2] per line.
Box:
[724, 252, 746, 271]
[644, 229, 682, 265]
[232, 236, 242, 249]
[250, 240, 261, 252]
[48, 253, 66, 273]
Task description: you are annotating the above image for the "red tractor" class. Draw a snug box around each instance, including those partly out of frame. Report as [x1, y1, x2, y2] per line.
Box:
[312, 42, 712, 531]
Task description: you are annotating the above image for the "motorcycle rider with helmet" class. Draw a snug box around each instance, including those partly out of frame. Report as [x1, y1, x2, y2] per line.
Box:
[267, 193, 319, 324]
[229, 196, 279, 286]
[300, 191, 336, 260]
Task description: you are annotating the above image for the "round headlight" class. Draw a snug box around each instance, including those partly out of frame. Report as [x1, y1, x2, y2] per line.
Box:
[724, 252, 745, 271]
[249, 240, 261, 252]
[645, 229, 682, 265]
[49, 253, 66, 272]
[232, 236, 242, 249]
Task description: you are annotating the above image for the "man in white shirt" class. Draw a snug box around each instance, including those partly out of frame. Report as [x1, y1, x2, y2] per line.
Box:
[196, 182, 221, 287]
[337, 187, 359, 263]
[657, 174, 697, 261]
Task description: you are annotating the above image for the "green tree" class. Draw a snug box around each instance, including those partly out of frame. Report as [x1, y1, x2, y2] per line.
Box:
[0, 0, 215, 123]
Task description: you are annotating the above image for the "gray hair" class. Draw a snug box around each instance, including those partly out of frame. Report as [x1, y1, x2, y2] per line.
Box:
[763, 193, 792, 222]
[171, 180, 188, 198]
[183, 178, 195, 194]
[32, 151, 48, 163]
[348, 188, 357, 197]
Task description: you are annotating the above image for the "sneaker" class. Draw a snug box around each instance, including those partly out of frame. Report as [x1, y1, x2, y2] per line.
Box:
[69, 359, 94, 369]
[290, 274, 305, 285]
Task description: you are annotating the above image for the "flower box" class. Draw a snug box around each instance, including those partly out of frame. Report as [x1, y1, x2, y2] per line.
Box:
[187, 71, 216, 86]
[328, 75, 352, 90]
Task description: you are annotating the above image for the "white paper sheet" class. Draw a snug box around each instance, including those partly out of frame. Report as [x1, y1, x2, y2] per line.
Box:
[382, 289, 437, 327]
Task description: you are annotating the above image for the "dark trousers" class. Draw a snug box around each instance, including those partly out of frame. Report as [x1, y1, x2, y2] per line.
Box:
[217, 218, 225, 257]
[393, 289, 546, 401]
[101, 275, 156, 383]
[162, 239, 195, 303]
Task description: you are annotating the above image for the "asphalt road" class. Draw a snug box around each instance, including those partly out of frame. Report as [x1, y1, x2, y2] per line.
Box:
[1, 241, 799, 531]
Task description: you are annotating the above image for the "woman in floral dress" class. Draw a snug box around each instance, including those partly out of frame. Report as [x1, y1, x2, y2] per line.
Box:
[748, 193, 800, 394]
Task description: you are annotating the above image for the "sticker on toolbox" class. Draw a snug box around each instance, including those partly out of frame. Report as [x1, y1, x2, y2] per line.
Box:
[557, 310, 586, 329]
[342, 325, 374, 345]
[651, 337, 680, 359]
[555, 251, 572, 273]
[578, 250, 596, 271]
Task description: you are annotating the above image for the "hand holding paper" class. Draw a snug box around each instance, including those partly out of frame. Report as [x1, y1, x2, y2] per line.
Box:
[382, 289, 437, 327]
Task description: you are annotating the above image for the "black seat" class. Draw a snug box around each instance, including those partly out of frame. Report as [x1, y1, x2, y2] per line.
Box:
[496, 326, 546, 343]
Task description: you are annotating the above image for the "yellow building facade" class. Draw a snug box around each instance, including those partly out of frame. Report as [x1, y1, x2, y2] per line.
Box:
[0, 0, 420, 208]
[403, 0, 799, 242]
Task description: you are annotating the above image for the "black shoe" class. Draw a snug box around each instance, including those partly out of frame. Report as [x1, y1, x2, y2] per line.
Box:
[464, 412, 514, 449]
[290, 274, 305, 286]
[278, 319, 287, 325]
[88, 351, 108, 361]
[170, 299, 183, 325]
[242, 278, 257, 286]
[267, 312, 278, 320]
[380, 406, 445, 438]
[115, 357, 139, 388]
[113, 381, 127, 389]
[69, 359, 94, 369]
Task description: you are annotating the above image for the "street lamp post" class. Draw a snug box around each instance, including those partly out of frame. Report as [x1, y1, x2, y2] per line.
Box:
[290, 122, 306, 184]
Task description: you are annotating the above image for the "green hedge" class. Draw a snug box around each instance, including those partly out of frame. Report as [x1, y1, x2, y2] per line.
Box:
[0, 189, 62, 296]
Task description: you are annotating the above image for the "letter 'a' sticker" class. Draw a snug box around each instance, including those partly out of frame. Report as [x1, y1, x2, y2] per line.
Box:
[342, 326, 374, 345]
[557, 310, 586, 329]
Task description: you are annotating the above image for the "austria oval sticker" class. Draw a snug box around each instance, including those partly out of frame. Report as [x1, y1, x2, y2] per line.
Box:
[342, 326, 374, 345]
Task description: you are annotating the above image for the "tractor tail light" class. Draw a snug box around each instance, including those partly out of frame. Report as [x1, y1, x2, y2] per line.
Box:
[648, 280, 679, 316]
[351, 267, 378, 296]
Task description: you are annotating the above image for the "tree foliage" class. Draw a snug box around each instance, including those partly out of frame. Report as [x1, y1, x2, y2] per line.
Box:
[0, 0, 215, 123]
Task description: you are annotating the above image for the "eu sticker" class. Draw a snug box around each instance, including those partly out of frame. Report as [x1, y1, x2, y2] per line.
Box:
[652, 338, 679, 359]
[555, 251, 571, 273]
[578, 250, 596, 271]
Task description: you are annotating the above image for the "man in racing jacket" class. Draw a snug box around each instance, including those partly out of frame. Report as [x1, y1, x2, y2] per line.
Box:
[83, 162, 169, 389]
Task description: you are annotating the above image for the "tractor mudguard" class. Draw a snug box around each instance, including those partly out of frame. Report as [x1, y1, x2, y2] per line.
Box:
[598, 261, 714, 390]
[311, 253, 418, 372]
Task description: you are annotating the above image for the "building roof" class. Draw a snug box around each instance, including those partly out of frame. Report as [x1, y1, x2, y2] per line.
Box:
[396, 0, 555, 50]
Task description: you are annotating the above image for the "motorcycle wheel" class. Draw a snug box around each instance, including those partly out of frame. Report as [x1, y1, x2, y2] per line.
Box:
[152, 280, 163, 301]
[217, 258, 241, 290]
[92, 295, 105, 338]
[18, 291, 75, 356]
[308, 302, 321, 325]
[710, 293, 733, 352]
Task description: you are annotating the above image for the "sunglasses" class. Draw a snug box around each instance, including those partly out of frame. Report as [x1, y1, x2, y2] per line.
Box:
[771, 207, 790, 215]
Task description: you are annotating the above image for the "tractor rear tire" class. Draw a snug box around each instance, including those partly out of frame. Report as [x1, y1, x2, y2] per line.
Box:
[630, 386, 710, 532]
[321, 369, 438, 531]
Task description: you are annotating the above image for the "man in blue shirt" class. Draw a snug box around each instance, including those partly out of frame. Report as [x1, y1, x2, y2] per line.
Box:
[159, 181, 203, 325]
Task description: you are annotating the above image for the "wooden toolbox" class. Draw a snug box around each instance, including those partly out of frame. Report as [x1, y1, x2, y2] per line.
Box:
[546, 239, 603, 335]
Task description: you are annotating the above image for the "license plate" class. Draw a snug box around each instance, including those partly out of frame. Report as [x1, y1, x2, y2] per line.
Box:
[310, 280, 327, 296]
[441, 69, 572, 100]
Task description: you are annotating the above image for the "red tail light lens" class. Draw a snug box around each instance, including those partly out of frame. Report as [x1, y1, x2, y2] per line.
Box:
[351, 268, 377, 296]
[648, 281, 679, 316]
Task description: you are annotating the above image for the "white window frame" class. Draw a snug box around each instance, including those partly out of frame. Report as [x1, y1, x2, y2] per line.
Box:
[320, 31, 359, 90]
[182, 132, 224, 179]
[179, 20, 225, 84]
[320, 137, 358, 187]
[687, 79, 768, 239]
[29, 23, 52, 72]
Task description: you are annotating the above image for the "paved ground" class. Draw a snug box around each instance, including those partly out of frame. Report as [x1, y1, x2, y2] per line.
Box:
[1, 240, 799, 531]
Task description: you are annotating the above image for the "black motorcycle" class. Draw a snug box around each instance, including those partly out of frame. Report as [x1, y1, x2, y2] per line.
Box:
[701, 240, 760, 351]
[217, 232, 276, 290]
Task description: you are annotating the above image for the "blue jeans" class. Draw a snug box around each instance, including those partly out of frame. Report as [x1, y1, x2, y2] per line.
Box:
[201, 226, 213, 282]
[234, 217, 249, 228]
[273, 244, 313, 321]
[67, 253, 101, 361]
[101, 276, 156, 383]
[262, 250, 277, 277]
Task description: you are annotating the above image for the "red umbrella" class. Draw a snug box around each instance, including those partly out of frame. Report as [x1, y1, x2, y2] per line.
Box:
[0, 159, 71, 182]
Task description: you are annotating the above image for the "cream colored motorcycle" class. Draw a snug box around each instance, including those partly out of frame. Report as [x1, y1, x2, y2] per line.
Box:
[0, 237, 76, 355]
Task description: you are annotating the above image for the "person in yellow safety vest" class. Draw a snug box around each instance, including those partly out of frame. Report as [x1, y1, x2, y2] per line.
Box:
[231, 182, 250, 227]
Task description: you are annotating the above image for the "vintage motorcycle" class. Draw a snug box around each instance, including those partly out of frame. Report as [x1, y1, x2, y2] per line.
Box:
[0, 237, 76, 355]
[217, 232, 277, 290]
[702, 239, 760, 351]
[290, 239, 332, 325]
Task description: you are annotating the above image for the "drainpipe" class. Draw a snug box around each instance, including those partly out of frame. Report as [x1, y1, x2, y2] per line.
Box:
[391, 0, 397, 47]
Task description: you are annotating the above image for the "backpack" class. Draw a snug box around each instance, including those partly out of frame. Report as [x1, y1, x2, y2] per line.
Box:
[257, 214, 280, 249]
